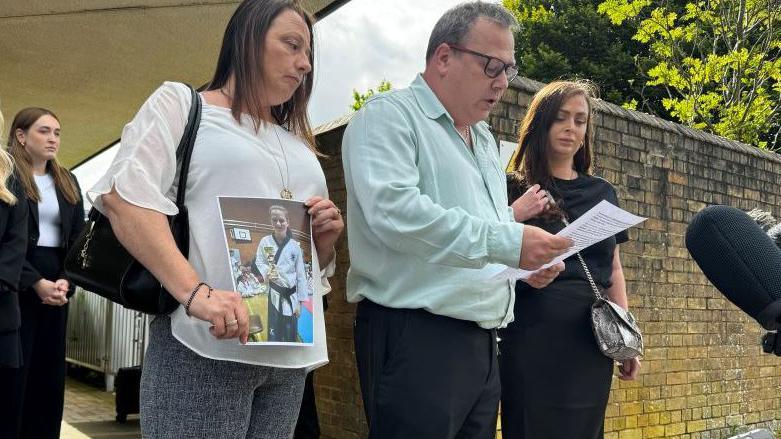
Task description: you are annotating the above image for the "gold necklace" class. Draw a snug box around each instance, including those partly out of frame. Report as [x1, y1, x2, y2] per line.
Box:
[269, 125, 293, 200]
[220, 86, 293, 200]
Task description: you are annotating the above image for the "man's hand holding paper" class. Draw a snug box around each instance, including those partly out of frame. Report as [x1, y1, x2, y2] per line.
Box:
[519, 225, 574, 270]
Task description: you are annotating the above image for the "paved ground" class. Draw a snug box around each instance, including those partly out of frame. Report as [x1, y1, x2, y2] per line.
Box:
[61, 376, 140, 439]
[59, 371, 504, 438]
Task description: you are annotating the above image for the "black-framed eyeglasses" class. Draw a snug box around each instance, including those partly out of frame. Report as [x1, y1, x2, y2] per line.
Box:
[449, 45, 519, 82]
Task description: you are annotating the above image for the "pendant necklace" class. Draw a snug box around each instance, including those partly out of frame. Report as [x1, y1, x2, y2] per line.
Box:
[221, 85, 293, 199]
[269, 125, 293, 199]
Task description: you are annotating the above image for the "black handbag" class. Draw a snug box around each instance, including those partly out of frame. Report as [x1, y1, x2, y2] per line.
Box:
[64, 84, 202, 314]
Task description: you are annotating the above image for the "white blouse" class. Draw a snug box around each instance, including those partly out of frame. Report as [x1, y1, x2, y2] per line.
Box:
[88, 81, 331, 369]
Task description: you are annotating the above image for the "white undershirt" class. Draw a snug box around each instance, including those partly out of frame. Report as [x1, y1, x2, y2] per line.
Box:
[88, 82, 333, 369]
[34, 173, 62, 248]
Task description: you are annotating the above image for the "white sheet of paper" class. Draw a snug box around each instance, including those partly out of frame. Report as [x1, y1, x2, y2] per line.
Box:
[495, 200, 646, 281]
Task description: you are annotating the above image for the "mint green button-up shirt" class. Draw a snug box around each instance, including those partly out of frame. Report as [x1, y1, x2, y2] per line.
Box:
[342, 75, 524, 329]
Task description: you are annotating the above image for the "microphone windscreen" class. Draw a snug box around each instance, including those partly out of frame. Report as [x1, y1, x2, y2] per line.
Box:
[686, 205, 781, 330]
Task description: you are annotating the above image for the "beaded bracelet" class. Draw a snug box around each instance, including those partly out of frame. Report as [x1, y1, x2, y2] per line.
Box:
[184, 282, 213, 316]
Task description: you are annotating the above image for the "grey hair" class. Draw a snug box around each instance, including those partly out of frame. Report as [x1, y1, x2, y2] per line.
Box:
[425, 1, 518, 61]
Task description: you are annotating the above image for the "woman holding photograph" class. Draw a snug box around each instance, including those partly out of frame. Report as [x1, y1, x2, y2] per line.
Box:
[88, 0, 343, 437]
[255, 204, 309, 343]
[500, 81, 640, 439]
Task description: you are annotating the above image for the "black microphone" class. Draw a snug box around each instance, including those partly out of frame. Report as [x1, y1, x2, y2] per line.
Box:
[686, 206, 781, 356]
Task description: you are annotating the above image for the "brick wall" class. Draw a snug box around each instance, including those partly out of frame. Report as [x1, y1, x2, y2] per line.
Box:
[314, 125, 367, 438]
[313, 78, 781, 438]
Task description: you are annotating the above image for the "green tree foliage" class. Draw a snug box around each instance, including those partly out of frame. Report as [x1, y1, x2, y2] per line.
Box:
[502, 0, 648, 105]
[598, 0, 780, 149]
[351, 80, 393, 111]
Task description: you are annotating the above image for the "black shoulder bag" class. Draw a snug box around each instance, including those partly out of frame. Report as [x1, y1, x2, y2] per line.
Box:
[64, 84, 202, 314]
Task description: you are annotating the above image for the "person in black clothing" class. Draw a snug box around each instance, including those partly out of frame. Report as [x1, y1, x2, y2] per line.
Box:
[500, 80, 641, 439]
[293, 297, 327, 439]
[0, 109, 29, 439]
[7, 107, 85, 439]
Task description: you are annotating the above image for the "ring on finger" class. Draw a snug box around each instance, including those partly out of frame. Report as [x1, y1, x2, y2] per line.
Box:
[226, 319, 239, 327]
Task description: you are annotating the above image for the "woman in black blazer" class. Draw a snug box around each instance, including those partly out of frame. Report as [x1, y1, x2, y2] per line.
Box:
[7, 107, 85, 439]
[0, 109, 29, 439]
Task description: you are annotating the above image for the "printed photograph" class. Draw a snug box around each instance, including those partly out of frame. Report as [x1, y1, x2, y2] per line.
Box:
[217, 197, 314, 345]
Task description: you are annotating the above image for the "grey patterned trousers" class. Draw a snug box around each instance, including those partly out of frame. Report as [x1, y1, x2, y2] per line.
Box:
[140, 316, 306, 438]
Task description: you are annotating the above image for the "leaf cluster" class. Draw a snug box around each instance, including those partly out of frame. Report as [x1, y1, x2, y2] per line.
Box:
[351, 80, 393, 111]
[599, 0, 780, 149]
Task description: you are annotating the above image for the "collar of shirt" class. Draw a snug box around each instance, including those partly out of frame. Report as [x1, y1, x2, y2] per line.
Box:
[409, 74, 451, 122]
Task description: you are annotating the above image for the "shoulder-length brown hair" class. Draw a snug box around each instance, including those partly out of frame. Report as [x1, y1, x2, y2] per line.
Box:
[508, 80, 598, 194]
[207, 0, 317, 152]
[7, 107, 81, 204]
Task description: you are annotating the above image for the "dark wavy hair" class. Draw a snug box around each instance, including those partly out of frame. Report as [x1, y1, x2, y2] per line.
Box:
[508, 80, 598, 217]
[508, 80, 598, 219]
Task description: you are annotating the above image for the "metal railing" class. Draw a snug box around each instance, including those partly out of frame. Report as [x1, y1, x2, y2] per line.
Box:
[65, 288, 148, 391]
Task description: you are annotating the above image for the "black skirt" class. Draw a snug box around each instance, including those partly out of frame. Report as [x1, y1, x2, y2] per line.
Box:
[498, 279, 614, 439]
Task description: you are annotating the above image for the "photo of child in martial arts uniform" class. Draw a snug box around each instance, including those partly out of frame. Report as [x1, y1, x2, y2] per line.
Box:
[254, 205, 310, 343]
[218, 197, 314, 345]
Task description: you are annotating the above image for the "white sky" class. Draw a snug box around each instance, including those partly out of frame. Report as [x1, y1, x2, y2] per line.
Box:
[75, 0, 479, 193]
[308, 0, 469, 127]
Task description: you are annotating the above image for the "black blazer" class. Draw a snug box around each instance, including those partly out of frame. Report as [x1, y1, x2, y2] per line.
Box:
[19, 172, 85, 296]
[0, 178, 29, 333]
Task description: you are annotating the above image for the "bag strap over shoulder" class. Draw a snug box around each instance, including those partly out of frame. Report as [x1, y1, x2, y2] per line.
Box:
[173, 84, 202, 209]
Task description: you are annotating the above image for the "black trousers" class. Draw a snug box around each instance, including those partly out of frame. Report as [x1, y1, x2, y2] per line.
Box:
[268, 302, 298, 342]
[354, 300, 500, 439]
[498, 280, 613, 439]
[0, 365, 19, 439]
[293, 371, 320, 438]
[10, 247, 68, 439]
[293, 296, 326, 439]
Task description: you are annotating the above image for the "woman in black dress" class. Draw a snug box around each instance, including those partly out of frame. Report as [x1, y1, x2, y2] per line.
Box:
[0, 108, 29, 439]
[7, 107, 85, 439]
[500, 81, 641, 439]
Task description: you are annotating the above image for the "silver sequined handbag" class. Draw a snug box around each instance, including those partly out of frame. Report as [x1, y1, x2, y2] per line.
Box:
[575, 251, 643, 361]
[559, 214, 643, 361]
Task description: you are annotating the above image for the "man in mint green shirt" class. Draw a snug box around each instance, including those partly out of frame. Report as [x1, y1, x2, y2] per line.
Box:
[342, 2, 571, 438]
